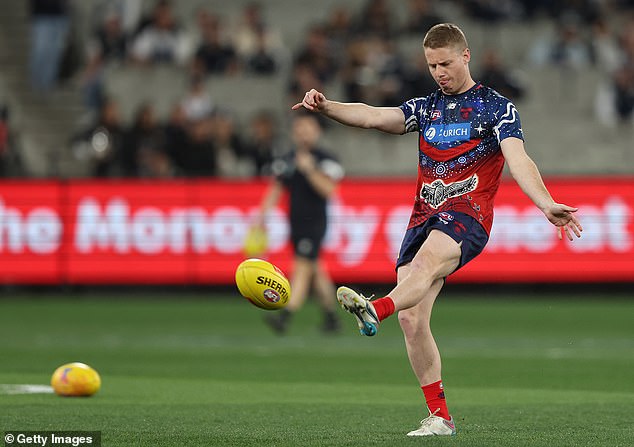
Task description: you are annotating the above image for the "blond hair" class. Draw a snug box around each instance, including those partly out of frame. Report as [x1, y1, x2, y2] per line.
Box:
[423, 23, 468, 50]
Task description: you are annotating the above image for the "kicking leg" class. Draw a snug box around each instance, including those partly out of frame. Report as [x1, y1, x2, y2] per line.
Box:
[337, 230, 460, 336]
[388, 230, 460, 312]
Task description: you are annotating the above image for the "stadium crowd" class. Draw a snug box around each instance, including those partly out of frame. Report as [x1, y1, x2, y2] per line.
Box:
[11, 0, 634, 178]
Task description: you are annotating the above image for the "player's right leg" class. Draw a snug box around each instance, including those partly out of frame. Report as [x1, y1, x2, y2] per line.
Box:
[337, 230, 460, 336]
[336, 286, 379, 336]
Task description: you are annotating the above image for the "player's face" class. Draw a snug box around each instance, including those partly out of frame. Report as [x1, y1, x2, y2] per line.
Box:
[424, 45, 471, 95]
[292, 116, 321, 149]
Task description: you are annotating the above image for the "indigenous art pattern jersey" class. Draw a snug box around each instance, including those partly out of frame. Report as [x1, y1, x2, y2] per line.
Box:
[399, 83, 523, 234]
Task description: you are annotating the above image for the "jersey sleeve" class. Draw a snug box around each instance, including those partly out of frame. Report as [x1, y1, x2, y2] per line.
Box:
[493, 97, 524, 143]
[319, 158, 344, 181]
[399, 97, 427, 134]
[271, 155, 292, 185]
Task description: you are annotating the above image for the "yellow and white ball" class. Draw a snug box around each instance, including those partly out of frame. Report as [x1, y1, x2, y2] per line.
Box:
[235, 258, 291, 310]
[51, 362, 101, 397]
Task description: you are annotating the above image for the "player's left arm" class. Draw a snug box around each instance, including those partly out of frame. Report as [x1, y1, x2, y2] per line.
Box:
[296, 151, 340, 199]
[501, 137, 583, 241]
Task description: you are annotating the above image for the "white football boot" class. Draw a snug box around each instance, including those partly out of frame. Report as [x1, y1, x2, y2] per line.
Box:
[406, 410, 456, 437]
[336, 286, 379, 336]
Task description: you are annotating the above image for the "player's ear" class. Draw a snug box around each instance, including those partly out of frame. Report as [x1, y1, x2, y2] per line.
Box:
[462, 47, 471, 64]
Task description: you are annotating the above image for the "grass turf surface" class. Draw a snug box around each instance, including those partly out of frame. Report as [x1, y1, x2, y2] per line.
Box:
[1, 291, 633, 446]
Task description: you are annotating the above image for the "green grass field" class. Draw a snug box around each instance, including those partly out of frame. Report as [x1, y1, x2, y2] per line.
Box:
[1, 290, 633, 446]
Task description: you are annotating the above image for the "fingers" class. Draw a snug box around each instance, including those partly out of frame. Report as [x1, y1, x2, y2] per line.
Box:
[558, 218, 583, 241]
[291, 89, 324, 111]
[569, 217, 582, 238]
[561, 205, 578, 213]
[564, 225, 573, 241]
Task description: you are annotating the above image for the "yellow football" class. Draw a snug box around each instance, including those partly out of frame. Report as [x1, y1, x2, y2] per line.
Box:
[51, 362, 101, 397]
[235, 258, 291, 310]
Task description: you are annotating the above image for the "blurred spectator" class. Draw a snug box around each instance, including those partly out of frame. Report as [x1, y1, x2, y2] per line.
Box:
[478, 49, 527, 101]
[163, 103, 193, 174]
[342, 36, 407, 106]
[294, 25, 339, 83]
[529, 18, 592, 70]
[323, 7, 354, 64]
[552, 19, 593, 69]
[137, 140, 178, 178]
[81, 10, 130, 111]
[72, 99, 125, 177]
[245, 27, 278, 75]
[130, 0, 189, 65]
[120, 103, 162, 176]
[242, 111, 279, 176]
[544, 0, 602, 25]
[613, 16, 634, 121]
[355, 0, 395, 38]
[212, 112, 249, 177]
[232, 2, 284, 73]
[613, 65, 634, 121]
[590, 16, 623, 73]
[28, 0, 70, 92]
[401, 0, 445, 35]
[401, 52, 438, 99]
[595, 16, 634, 126]
[0, 105, 24, 177]
[193, 14, 239, 75]
[463, 0, 519, 23]
[180, 119, 216, 176]
[180, 74, 214, 123]
[287, 61, 324, 109]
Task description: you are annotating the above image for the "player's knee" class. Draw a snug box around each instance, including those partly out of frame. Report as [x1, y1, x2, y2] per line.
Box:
[398, 309, 429, 337]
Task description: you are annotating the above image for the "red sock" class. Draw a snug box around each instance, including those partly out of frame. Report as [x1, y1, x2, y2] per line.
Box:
[371, 296, 395, 321]
[422, 380, 450, 420]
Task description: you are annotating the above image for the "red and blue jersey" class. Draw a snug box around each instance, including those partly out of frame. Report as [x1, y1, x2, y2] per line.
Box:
[399, 83, 523, 234]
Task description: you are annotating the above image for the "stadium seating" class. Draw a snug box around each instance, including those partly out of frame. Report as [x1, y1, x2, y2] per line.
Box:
[0, 0, 631, 177]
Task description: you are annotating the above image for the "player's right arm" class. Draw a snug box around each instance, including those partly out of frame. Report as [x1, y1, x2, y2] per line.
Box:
[292, 89, 405, 135]
[255, 179, 283, 227]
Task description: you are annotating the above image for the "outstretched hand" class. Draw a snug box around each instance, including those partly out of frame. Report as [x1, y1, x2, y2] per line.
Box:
[544, 203, 583, 241]
[292, 89, 327, 112]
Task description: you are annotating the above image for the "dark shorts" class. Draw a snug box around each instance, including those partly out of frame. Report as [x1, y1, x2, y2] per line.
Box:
[396, 211, 489, 272]
[290, 222, 326, 260]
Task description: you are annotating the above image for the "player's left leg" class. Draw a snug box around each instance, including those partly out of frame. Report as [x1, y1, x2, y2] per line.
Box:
[265, 256, 314, 334]
[313, 261, 341, 333]
[396, 271, 455, 436]
[397, 271, 444, 387]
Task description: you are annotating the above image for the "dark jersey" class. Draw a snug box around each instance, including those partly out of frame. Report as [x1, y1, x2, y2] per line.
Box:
[272, 148, 344, 228]
[399, 83, 524, 234]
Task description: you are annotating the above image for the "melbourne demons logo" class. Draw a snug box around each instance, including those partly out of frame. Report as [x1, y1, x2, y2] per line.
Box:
[420, 175, 479, 208]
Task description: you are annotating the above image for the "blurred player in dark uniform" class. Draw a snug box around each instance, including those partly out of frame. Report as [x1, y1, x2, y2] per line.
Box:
[257, 113, 344, 334]
[292, 23, 582, 436]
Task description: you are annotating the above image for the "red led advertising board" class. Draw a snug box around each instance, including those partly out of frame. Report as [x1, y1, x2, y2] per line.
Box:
[0, 178, 632, 284]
